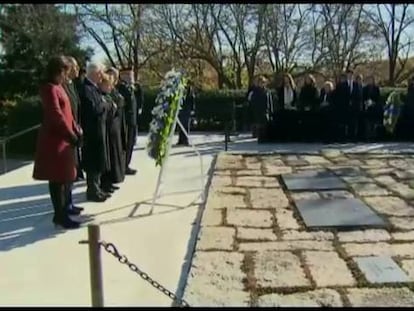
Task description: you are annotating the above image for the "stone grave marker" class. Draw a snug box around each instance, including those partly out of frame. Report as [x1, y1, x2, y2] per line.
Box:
[283, 170, 347, 191]
[294, 198, 387, 228]
[355, 256, 410, 284]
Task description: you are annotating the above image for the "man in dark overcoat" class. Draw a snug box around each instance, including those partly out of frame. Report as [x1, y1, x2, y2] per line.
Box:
[62, 56, 84, 214]
[177, 80, 196, 146]
[117, 68, 138, 175]
[79, 62, 111, 202]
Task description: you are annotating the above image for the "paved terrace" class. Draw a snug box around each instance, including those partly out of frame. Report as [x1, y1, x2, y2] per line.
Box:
[184, 147, 414, 307]
[1, 133, 414, 306]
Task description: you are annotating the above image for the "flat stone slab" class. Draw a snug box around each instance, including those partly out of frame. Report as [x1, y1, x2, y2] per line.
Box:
[184, 251, 250, 306]
[330, 167, 362, 177]
[283, 170, 347, 191]
[295, 198, 387, 228]
[304, 251, 355, 286]
[254, 251, 310, 288]
[284, 170, 335, 179]
[346, 287, 414, 307]
[258, 289, 343, 307]
[355, 256, 410, 284]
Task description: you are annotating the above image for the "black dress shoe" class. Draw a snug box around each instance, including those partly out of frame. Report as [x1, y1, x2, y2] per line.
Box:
[103, 187, 115, 194]
[72, 206, 84, 212]
[86, 193, 107, 202]
[68, 208, 81, 216]
[53, 216, 80, 229]
[68, 206, 84, 215]
[99, 191, 112, 198]
[125, 168, 137, 175]
[176, 141, 189, 146]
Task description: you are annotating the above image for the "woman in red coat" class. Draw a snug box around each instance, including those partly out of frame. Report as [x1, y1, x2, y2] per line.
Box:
[33, 55, 82, 229]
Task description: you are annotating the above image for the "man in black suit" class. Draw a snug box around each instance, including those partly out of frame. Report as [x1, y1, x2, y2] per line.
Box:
[177, 80, 196, 146]
[346, 70, 363, 141]
[79, 62, 111, 202]
[62, 56, 84, 213]
[134, 75, 145, 135]
[332, 73, 350, 142]
[63, 56, 83, 180]
[117, 68, 138, 175]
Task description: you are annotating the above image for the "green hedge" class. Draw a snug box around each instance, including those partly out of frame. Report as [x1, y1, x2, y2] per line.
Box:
[3, 96, 42, 156]
[0, 87, 406, 156]
[138, 89, 246, 132]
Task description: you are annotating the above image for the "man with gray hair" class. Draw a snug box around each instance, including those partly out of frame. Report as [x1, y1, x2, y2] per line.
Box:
[79, 62, 112, 202]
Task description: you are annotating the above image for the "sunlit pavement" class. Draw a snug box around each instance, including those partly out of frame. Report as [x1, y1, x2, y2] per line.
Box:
[0, 132, 413, 306]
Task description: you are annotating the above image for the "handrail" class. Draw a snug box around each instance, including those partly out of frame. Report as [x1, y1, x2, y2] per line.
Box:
[0, 124, 40, 143]
[0, 123, 41, 173]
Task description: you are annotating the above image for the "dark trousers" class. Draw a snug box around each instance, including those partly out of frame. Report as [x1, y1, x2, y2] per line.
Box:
[75, 147, 84, 179]
[178, 117, 190, 144]
[48, 182, 69, 219]
[319, 108, 334, 143]
[100, 172, 112, 190]
[275, 110, 300, 142]
[86, 171, 102, 196]
[256, 123, 269, 143]
[347, 110, 361, 141]
[178, 114, 190, 144]
[126, 125, 137, 168]
[65, 183, 74, 209]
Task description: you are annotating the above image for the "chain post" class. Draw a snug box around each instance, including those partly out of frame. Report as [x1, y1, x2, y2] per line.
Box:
[2, 141, 7, 173]
[224, 123, 230, 151]
[87, 224, 104, 307]
[80, 233, 190, 306]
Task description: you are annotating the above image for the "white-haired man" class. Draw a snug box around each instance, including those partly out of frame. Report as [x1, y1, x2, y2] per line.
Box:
[79, 62, 112, 202]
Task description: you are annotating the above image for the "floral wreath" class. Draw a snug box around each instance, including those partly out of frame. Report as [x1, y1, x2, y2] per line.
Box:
[146, 69, 188, 166]
[383, 90, 403, 134]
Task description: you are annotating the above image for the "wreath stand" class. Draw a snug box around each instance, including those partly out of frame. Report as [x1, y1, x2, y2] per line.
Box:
[149, 109, 206, 214]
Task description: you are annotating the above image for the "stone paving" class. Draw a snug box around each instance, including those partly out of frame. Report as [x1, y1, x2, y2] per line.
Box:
[184, 151, 414, 307]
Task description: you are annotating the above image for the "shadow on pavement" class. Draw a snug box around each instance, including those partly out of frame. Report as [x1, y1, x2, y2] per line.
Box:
[0, 180, 86, 202]
[0, 192, 89, 252]
[0, 159, 32, 175]
[95, 190, 203, 228]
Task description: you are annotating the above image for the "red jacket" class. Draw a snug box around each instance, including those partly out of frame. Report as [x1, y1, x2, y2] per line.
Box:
[33, 83, 78, 182]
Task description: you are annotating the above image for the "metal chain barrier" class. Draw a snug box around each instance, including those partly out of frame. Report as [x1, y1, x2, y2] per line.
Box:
[98, 240, 190, 307]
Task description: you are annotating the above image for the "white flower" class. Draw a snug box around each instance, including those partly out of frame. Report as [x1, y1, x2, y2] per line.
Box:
[149, 122, 160, 133]
[151, 105, 164, 116]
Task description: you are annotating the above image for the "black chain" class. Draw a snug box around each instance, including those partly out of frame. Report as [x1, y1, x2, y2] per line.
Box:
[99, 241, 190, 307]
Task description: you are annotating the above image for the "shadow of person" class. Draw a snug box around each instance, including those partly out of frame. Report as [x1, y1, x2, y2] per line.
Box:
[0, 181, 86, 202]
[0, 192, 91, 252]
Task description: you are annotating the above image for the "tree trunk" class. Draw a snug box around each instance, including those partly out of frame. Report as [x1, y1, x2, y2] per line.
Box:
[236, 65, 242, 89]
[388, 4, 396, 86]
[247, 65, 255, 90]
[389, 58, 396, 87]
[217, 73, 225, 89]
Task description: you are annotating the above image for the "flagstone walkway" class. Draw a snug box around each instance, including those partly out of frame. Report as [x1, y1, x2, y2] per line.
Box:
[184, 151, 414, 307]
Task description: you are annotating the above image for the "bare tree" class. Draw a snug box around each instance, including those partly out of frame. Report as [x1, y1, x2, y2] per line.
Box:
[209, 4, 244, 88]
[227, 4, 267, 86]
[309, 4, 379, 76]
[157, 4, 237, 88]
[364, 4, 414, 86]
[75, 4, 164, 80]
[263, 4, 312, 74]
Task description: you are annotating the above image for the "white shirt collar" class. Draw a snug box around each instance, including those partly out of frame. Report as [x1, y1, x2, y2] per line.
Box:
[86, 77, 98, 89]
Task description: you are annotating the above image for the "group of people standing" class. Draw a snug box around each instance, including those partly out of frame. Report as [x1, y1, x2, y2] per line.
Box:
[33, 56, 144, 229]
[247, 70, 387, 142]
